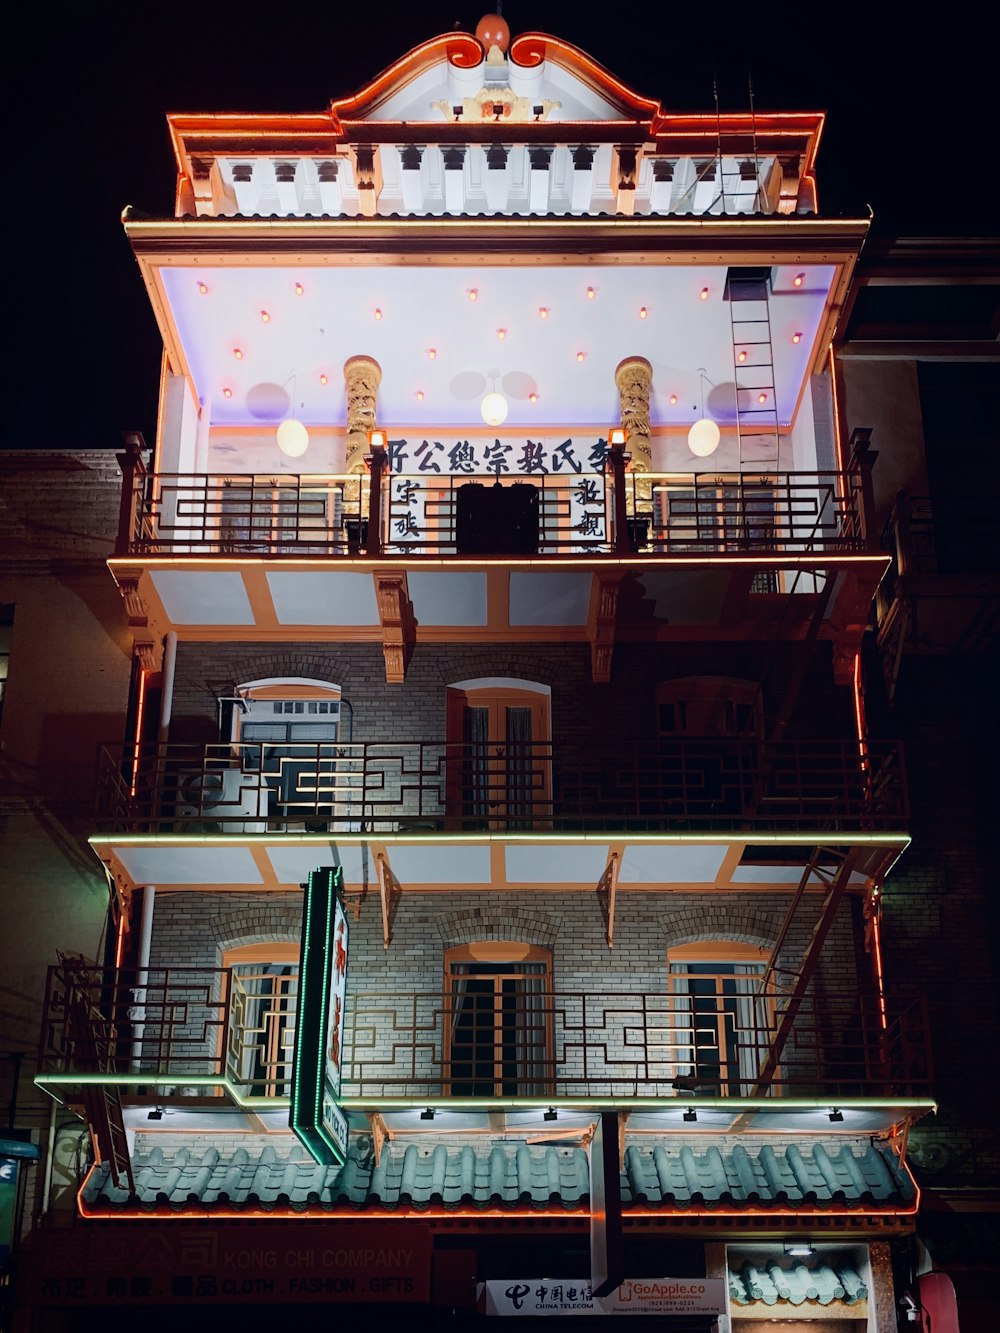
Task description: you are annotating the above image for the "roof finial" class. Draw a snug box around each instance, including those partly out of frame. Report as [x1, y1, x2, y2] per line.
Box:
[476, 10, 510, 55]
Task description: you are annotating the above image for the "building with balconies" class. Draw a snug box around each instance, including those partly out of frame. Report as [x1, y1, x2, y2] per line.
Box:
[14, 12, 997, 1333]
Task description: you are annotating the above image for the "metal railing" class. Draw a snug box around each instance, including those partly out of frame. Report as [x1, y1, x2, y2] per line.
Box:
[878, 492, 999, 618]
[96, 736, 908, 834]
[116, 466, 871, 559]
[39, 964, 932, 1101]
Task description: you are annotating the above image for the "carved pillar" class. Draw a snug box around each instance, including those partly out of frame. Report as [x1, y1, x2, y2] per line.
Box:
[343, 356, 382, 475]
[614, 356, 653, 473]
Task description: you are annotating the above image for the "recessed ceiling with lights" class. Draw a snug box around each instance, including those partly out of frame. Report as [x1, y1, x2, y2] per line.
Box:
[158, 262, 837, 431]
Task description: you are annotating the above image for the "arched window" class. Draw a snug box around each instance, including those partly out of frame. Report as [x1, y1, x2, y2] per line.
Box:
[667, 942, 771, 1096]
[444, 942, 552, 1097]
[446, 679, 551, 828]
[230, 679, 344, 828]
[223, 942, 299, 1098]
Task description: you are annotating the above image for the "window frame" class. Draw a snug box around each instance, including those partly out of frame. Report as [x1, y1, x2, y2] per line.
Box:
[443, 942, 554, 1098]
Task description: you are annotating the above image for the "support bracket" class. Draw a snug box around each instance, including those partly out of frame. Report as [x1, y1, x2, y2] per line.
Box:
[595, 850, 621, 948]
[373, 570, 415, 684]
[375, 851, 403, 949]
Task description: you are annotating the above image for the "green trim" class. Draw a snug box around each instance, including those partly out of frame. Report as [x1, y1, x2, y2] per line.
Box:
[92, 832, 912, 848]
[290, 866, 348, 1166]
[32, 1076, 936, 1118]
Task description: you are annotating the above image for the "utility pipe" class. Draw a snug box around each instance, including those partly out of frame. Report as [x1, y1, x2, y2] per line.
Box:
[159, 631, 178, 744]
[128, 885, 156, 1072]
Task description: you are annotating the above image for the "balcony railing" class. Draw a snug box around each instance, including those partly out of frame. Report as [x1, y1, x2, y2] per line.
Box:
[39, 964, 932, 1101]
[115, 464, 872, 560]
[97, 737, 908, 834]
[877, 491, 999, 618]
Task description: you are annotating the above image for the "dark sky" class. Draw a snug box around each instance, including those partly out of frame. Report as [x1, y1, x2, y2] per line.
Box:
[11, 0, 995, 450]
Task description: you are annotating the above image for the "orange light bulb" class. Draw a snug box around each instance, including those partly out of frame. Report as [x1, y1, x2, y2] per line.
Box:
[197, 281, 208, 295]
[738, 350, 747, 363]
[294, 282, 304, 296]
[319, 373, 328, 385]
[758, 392, 768, 404]
[260, 310, 270, 322]
[639, 306, 648, 319]
[793, 272, 805, 287]
[669, 394, 678, 405]
[415, 390, 424, 401]
[497, 328, 506, 340]
[586, 286, 595, 299]
[792, 331, 802, 344]
[539, 307, 549, 318]
[529, 392, 538, 403]
[223, 387, 233, 399]
[233, 348, 243, 360]
[700, 287, 709, 301]
[427, 348, 437, 359]
[374, 308, 382, 320]
[467, 288, 478, 301]
[576, 351, 586, 362]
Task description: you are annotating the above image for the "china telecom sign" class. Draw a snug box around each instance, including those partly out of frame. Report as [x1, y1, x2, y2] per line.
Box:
[479, 1278, 727, 1317]
[291, 865, 349, 1165]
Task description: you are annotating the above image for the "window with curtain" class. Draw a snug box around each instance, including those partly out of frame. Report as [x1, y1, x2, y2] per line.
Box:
[668, 944, 771, 1096]
[445, 944, 552, 1097]
[446, 685, 550, 830]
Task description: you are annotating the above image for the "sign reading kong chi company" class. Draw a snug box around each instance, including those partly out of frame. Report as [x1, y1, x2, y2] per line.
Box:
[479, 1277, 727, 1317]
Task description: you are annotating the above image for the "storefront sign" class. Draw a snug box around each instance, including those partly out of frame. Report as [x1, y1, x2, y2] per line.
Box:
[23, 1222, 432, 1304]
[479, 1277, 727, 1317]
[291, 865, 349, 1165]
[385, 436, 610, 476]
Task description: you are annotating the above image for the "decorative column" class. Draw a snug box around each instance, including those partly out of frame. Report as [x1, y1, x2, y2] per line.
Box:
[343, 355, 382, 474]
[614, 356, 653, 473]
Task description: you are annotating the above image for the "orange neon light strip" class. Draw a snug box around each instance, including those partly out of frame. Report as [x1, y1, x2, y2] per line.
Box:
[871, 895, 889, 1032]
[114, 912, 127, 970]
[129, 668, 147, 799]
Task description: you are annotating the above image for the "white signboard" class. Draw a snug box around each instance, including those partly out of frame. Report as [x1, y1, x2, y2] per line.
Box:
[479, 1278, 727, 1317]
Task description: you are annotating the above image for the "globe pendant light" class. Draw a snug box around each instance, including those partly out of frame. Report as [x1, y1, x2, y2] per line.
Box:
[277, 418, 309, 458]
[480, 390, 509, 427]
[277, 372, 310, 458]
[687, 367, 720, 458]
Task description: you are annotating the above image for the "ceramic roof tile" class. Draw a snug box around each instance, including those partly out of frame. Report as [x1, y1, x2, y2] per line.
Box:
[84, 1139, 914, 1215]
[730, 1257, 869, 1306]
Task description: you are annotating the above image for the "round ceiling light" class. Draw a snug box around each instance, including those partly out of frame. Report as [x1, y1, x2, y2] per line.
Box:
[277, 418, 309, 458]
[687, 417, 721, 458]
[480, 391, 509, 427]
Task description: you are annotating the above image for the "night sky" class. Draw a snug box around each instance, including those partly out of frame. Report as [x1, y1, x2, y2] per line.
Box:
[11, 0, 995, 451]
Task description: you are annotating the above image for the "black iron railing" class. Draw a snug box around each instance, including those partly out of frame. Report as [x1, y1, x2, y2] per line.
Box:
[115, 466, 872, 559]
[39, 963, 932, 1101]
[96, 737, 908, 834]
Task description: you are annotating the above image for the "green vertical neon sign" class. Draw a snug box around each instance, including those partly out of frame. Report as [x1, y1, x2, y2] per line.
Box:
[290, 865, 349, 1166]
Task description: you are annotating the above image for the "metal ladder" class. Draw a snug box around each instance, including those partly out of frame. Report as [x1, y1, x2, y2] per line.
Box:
[728, 273, 780, 467]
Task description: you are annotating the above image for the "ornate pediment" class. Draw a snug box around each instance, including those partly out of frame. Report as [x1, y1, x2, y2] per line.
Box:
[330, 29, 664, 130]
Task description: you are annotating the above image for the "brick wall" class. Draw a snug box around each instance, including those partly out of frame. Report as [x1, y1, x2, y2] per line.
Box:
[878, 656, 1000, 1187]
[169, 640, 854, 749]
[147, 886, 866, 1097]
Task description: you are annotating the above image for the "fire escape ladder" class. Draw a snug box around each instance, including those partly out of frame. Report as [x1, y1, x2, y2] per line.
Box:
[62, 959, 134, 1191]
[727, 269, 779, 468]
[749, 845, 862, 1098]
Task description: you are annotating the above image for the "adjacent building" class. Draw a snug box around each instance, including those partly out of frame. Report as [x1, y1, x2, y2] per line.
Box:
[7, 14, 998, 1332]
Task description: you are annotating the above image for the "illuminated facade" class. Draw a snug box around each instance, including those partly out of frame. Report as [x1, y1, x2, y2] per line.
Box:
[17, 15, 999, 1332]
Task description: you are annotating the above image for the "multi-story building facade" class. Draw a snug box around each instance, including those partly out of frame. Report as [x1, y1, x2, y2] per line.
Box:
[15, 14, 997, 1332]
